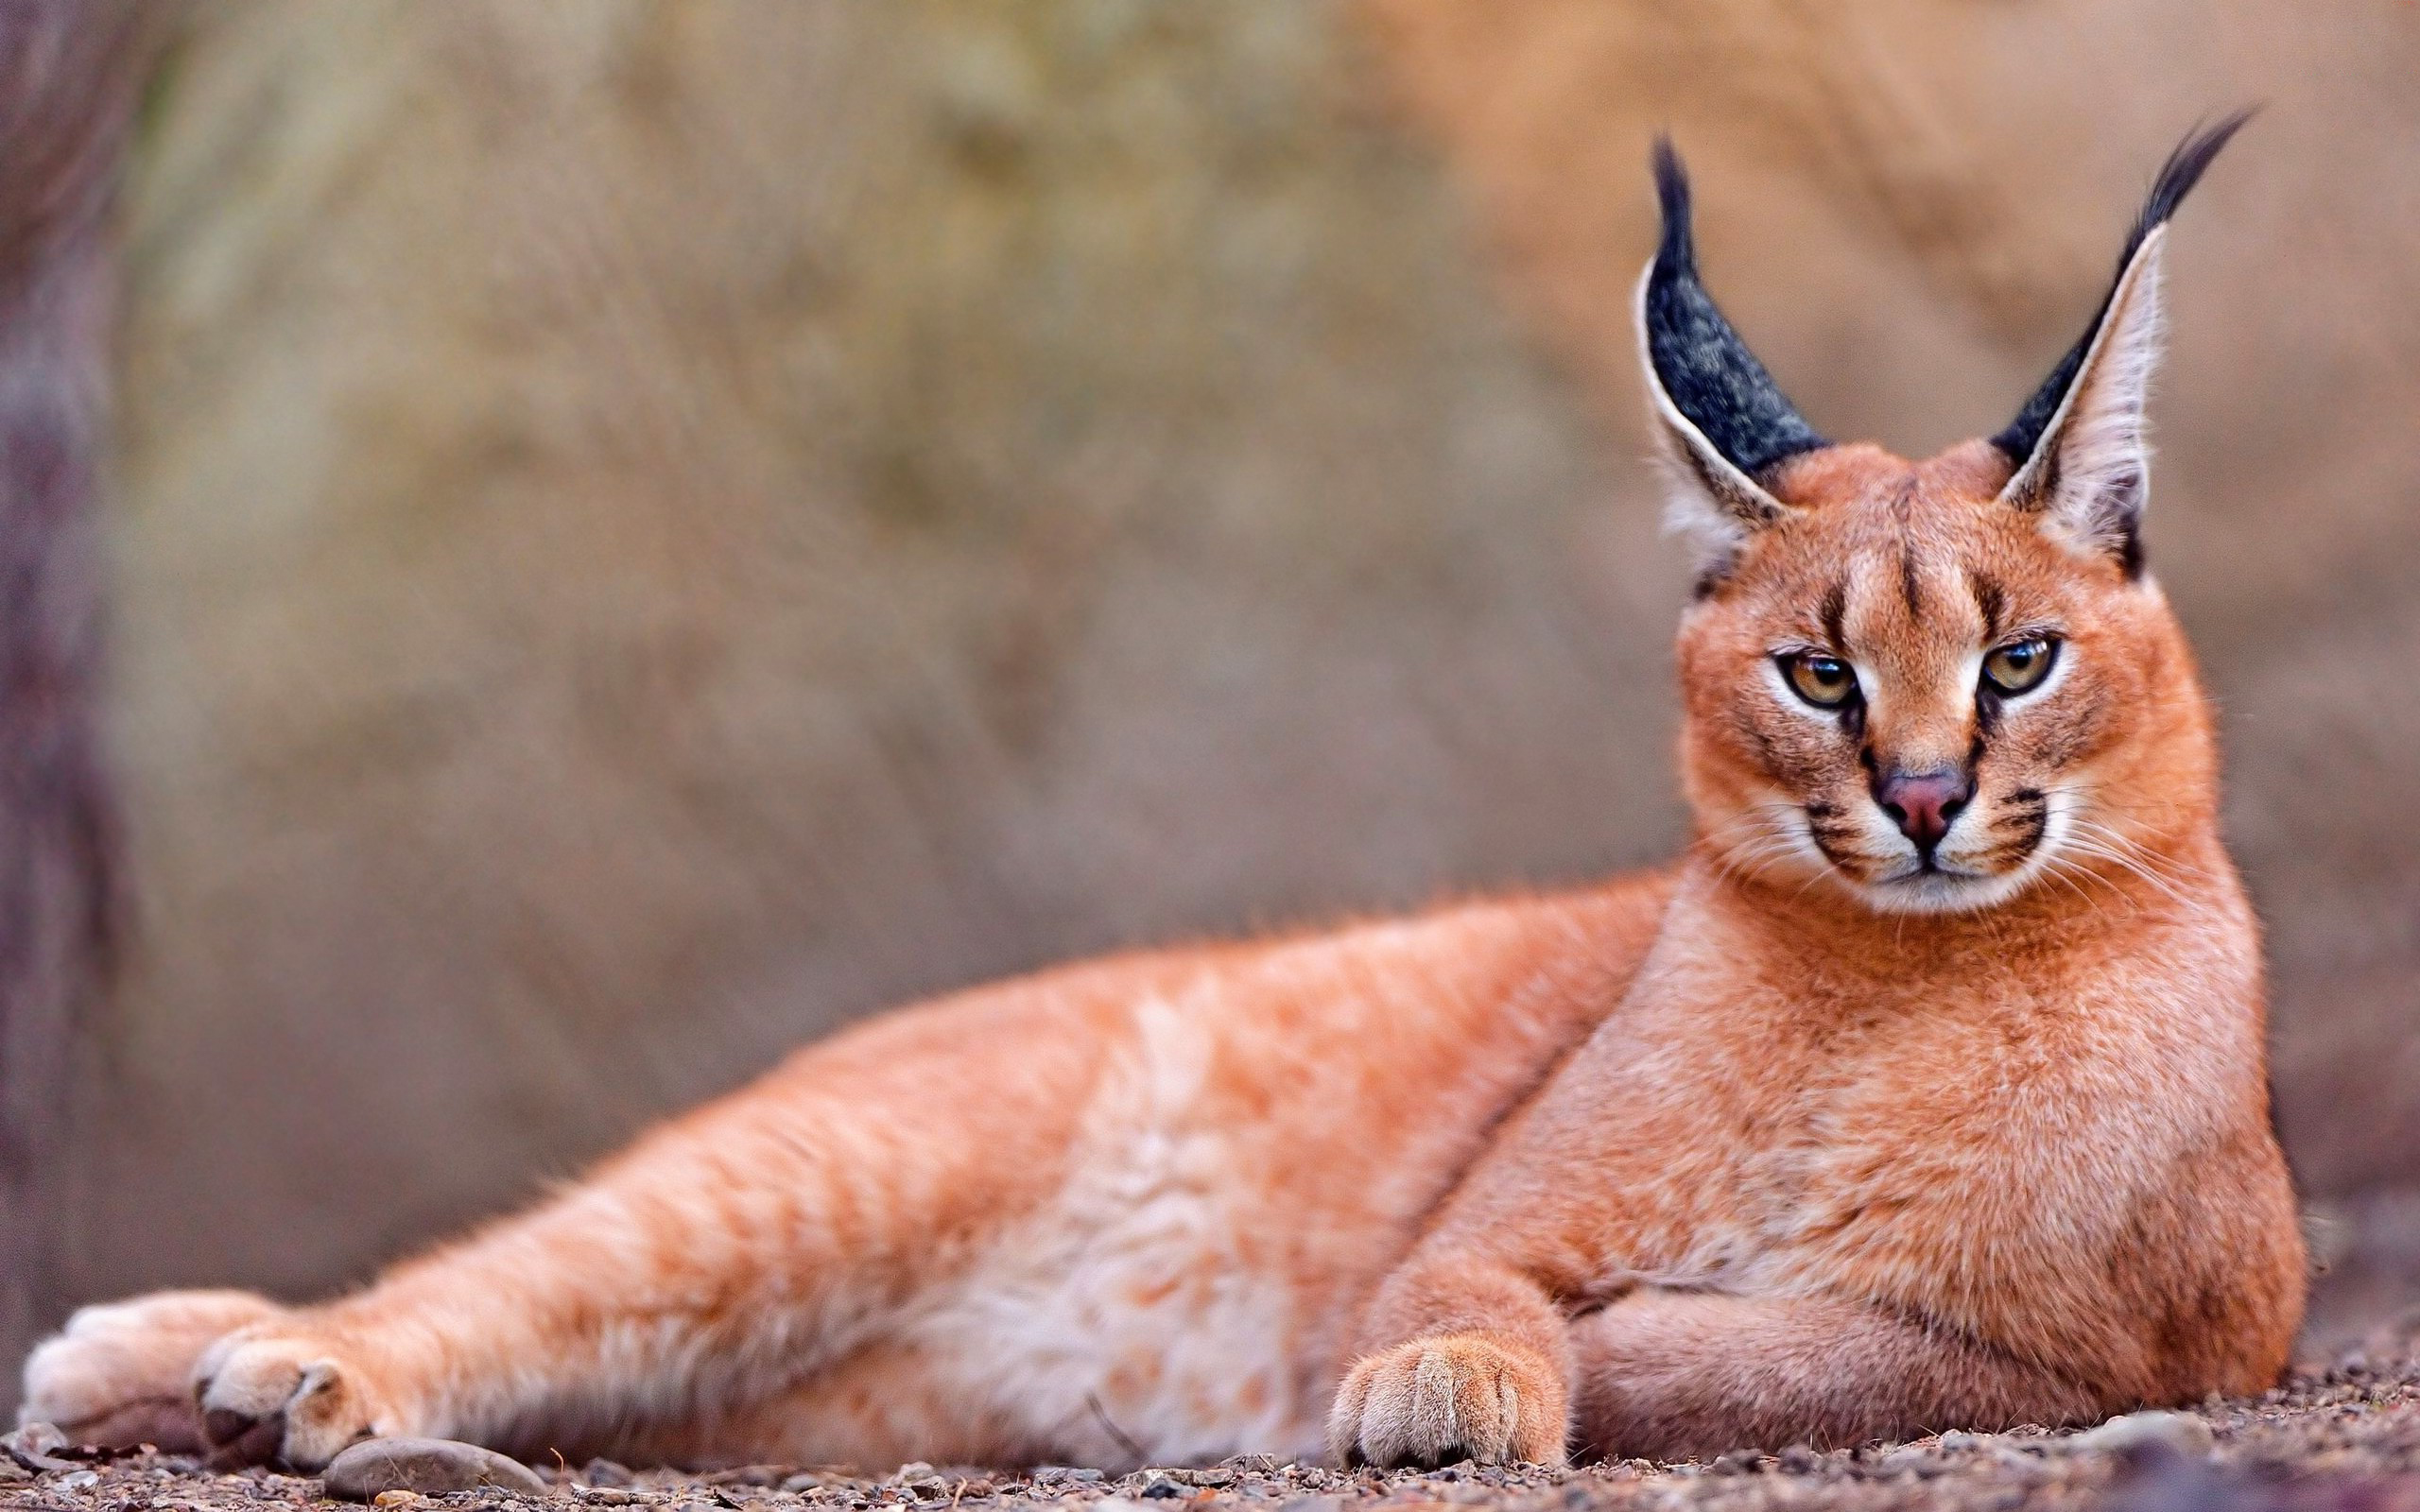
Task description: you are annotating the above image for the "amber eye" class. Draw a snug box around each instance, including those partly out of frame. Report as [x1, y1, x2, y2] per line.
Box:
[1780, 652, 1859, 710]
[1982, 636, 2059, 696]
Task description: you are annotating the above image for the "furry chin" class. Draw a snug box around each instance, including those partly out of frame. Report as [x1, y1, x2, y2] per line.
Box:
[1850, 860, 2041, 916]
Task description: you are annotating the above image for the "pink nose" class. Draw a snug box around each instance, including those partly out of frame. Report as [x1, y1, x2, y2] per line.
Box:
[1874, 768, 1970, 853]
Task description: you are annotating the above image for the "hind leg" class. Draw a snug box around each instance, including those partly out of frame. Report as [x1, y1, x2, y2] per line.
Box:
[19, 1291, 283, 1452]
[25, 978, 1124, 1469]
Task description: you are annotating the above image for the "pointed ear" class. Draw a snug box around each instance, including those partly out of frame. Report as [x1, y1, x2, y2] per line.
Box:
[1995, 229, 2167, 566]
[1634, 137, 1826, 579]
[1993, 111, 2255, 573]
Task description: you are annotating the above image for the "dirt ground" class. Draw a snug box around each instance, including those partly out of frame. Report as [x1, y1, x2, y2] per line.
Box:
[6, 1315, 2416, 1512]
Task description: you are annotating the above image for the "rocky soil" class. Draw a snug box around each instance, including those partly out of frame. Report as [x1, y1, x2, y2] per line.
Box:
[6, 1318, 2417, 1512]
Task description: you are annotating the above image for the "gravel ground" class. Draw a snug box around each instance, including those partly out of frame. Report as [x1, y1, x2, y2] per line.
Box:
[6, 1317, 2417, 1512]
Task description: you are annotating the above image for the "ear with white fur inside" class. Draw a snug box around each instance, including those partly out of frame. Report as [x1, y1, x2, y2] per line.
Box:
[1635, 137, 1826, 582]
[1993, 111, 2256, 574]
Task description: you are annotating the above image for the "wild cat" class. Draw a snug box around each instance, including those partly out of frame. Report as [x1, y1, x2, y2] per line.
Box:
[23, 116, 2301, 1472]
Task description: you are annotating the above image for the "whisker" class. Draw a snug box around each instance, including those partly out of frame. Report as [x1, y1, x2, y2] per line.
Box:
[2040, 851, 2127, 920]
[2060, 836, 2199, 909]
[2069, 817, 2215, 886]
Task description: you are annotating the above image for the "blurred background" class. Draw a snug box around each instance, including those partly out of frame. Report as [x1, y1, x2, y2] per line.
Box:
[4, 2, 2417, 1412]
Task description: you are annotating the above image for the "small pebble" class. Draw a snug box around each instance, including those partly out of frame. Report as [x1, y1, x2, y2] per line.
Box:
[55, 1468, 100, 1491]
[322, 1435, 548, 1501]
[2066, 1411, 2216, 1459]
[372, 1494, 423, 1509]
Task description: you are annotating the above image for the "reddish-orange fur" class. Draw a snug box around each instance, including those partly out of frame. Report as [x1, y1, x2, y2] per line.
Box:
[21, 146, 2301, 1473]
[1331, 430, 2300, 1464]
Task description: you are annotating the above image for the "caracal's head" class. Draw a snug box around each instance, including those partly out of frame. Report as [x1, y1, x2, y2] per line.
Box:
[1642, 116, 2252, 916]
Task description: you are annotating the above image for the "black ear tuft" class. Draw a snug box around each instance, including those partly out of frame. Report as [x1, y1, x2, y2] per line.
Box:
[2128, 107, 2259, 252]
[1992, 109, 2256, 469]
[1641, 136, 1826, 484]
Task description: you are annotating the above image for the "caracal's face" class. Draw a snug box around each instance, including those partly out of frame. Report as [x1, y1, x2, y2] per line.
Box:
[1675, 440, 2204, 916]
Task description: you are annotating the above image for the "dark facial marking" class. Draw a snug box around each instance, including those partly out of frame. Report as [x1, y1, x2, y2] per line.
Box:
[1989, 786, 2049, 844]
[1980, 804, 2048, 864]
[1806, 800, 1861, 855]
[1970, 573, 2007, 643]
[1806, 825, 1859, 869]
[1976, 684, 2002, 740]
[1819, 579, 1848, 651]
[1887, 478, 1924, 618]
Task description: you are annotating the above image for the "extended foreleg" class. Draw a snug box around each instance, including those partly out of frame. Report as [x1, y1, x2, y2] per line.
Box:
[24, 989, 1107, 1469]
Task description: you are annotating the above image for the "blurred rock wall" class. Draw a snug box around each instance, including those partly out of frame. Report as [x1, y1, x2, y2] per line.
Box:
[66, 0, 1663, 1318]
[52, 0, 2420, 1358]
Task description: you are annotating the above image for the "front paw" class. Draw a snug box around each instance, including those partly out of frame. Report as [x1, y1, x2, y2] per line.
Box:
[1327, 1333, 1567, 1468]
[192, 1325, 409, 1470]
[20, 1290, 285, 1452]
